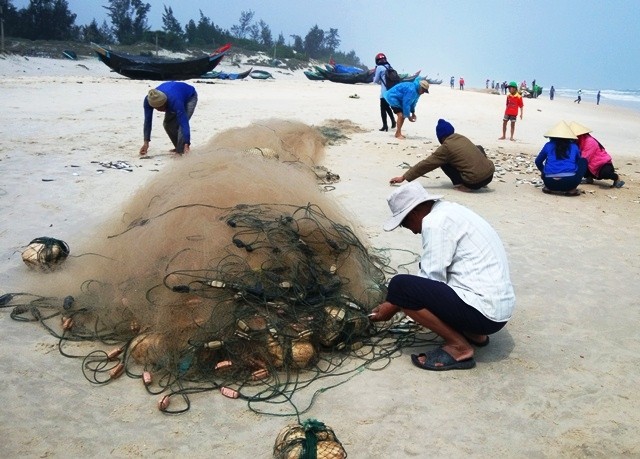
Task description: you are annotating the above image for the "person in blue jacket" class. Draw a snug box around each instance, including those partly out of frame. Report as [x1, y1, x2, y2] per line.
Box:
[535, 121, 587, 196]
[384, 77, 429, 139]
[140, 81, 198, 156]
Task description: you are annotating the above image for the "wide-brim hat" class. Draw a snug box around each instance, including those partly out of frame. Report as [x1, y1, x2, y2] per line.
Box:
[383, 181, 442, 231]
[569, 121, 592, 136]
[419, 80, 430, 93]
[544, 121, 577, 139]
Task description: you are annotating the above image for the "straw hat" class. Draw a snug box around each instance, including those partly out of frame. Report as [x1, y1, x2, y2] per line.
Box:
[543, 121, 577, 139]
[147, 89, 167, 108]
[419, 79, 430, 93]
[383, 181, 442, 231]
[568, 121, 592, 136]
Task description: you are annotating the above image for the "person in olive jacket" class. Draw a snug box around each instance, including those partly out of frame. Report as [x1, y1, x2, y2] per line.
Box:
[389, 119, 495, 192]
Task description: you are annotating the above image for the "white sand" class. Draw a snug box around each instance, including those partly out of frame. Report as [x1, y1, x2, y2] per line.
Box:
[1, 54, 640, 457]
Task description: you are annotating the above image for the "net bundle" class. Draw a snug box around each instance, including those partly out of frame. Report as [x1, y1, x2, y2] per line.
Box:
[4, 120, 425, 414]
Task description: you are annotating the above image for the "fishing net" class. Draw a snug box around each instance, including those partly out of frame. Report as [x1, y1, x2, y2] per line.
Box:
[3, 119, 439, 415]
[21, 237, 70, 271]
[273, 419, 347, 459]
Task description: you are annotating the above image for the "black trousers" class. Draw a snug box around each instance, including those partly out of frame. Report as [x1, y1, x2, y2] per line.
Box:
[379, 97, 395, 128]
[585, 162, 618, 181]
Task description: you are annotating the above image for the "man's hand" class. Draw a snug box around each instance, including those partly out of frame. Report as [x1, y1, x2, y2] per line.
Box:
[369, 301, 400, 322]
[389, 176, 406, 185]
[408, 114, 417, 122]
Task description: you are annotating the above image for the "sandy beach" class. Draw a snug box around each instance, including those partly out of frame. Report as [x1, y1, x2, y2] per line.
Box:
[1, 53, 640, 458]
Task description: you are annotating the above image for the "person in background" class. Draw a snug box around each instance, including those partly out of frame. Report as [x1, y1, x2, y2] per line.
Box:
[597, 90, 601, 105]
[389, 119, 495, 192]
[140, 81, 198, 156]
[459, 77, 465, 90]
[570, 121, 624, 188]
[574, 89, 582, 103]
[499, 81, 524, 141]
[384, 77, 430, 140]
[450, 76, 455, 89]
[531, 79, 537, 98]
[371, 181, 515, 371]
[549, 85, 555, 100]
[372, 52, 397, 132]
[535, 121, 586, 196]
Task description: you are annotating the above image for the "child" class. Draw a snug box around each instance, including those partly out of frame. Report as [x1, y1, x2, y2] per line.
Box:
[569, 122, 625, 188]
[499, 81, 524, 141]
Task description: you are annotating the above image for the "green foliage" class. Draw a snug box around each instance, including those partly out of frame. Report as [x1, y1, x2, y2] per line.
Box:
[104, 0, 151, 45]
[17, 0, 79, 40]
[230, 10, 254, 39]
[2, 1, 363, 66]
[80, 19, 114, 44]
[162, 6, 182, 36]
[304, 25, 324, 58]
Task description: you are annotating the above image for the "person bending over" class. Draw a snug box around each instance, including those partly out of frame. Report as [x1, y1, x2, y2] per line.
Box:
[371, 181, 515, 371]
[389, 119, 495, 192]
[140, 81, 198, 156]
[384, 77, 429, 139]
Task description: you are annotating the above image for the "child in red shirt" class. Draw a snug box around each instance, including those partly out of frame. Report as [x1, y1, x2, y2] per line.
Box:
[499, 81, 524, 141]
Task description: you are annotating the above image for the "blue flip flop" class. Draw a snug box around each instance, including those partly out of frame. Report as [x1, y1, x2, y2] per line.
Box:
[411, 347, 476, 371]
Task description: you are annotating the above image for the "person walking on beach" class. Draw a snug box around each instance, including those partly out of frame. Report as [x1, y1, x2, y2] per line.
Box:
[570, 121, 624, 188]
[389, 119, 495, 192]
[535, 121, 586, 196]
[370, 181, 515, 371]
[597, 90, 601, 105]
[384, 77, 429, 140]
[372, 52, 397, 132]
[499, 81, 524, 141]
[574, 89, 582, 103]
[549, 85, 555, 100]
[140, 81, 198, 156]
[459, 77, 465, 90]
[450, 76, 455, 89]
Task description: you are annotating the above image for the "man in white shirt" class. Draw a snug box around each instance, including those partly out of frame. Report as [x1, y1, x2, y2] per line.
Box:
[371, 181, 515, 370]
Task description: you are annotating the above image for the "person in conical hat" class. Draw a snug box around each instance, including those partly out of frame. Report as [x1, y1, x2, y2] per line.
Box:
[140, 81, 198, 156]
[534, 121, 587, 196]
[569, 121, 625, 188]
[370, 181, 515, 371]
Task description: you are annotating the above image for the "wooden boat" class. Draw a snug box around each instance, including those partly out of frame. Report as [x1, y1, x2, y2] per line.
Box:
[399, 70, 422, 82]
[201, 67, 252, 80]
[304, 70, 325, 81]
[426, 78, 443, 85]
[91, 42, 230, 80]
[249, 69, 274, 79]
[315, 67, 374, 84]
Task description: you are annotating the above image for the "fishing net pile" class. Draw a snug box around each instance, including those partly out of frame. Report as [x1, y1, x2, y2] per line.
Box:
[4, 120, 435, 414]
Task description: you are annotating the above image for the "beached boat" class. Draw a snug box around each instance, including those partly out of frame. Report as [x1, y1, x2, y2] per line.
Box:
[201, 67, 252, 80]
[249, 69, 274, 79]
[315, 67, 374, 84]
[426, 78, 443, 85]
[400, 70, 422, 82]
[304, 70, 326, 81]
[91, 42, 230, 80]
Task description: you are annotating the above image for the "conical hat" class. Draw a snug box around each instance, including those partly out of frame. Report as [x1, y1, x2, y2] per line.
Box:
[569, 121, 592, 136]
[544, 121, 577, 139]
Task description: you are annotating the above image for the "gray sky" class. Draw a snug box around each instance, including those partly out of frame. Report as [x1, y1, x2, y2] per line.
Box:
[12, 0, 640, 90]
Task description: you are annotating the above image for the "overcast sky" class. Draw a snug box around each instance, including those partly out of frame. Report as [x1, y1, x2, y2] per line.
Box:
[11, 0, 640, 90]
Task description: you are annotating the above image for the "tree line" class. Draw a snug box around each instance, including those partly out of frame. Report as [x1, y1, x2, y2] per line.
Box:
[0, 0, 363, 66]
